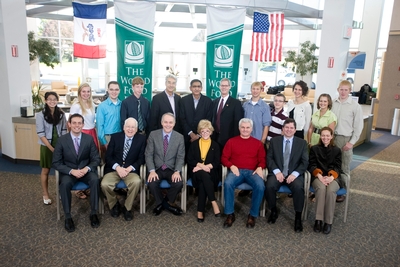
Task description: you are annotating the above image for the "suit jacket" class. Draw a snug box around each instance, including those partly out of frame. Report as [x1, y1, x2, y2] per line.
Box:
[180, 94, 213, 142]
[104, 131, 146, 175]
[52, 132, 100, 175]
[267, 135, 309, 178]
[212, 96, 243, 147]
[120, 95, 150, 132]
[187, 138, 220, 190]
[150, 91, 181, 133]
[145, 129, 185, 172]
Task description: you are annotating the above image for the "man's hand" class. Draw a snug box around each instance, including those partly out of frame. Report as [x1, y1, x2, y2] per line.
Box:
[71, 168, 88, 179]
[342, 142, 353, 152]
[172, 171, 182, 182]
[230, 165, 239, 176]
[286, 174, 297, 184]
[116, 166, 130, 178]
[252, 167, 263, 178]
[275, 172, 285, 183]
[147, 171, 159, 182]
[189, 132, 200, 143]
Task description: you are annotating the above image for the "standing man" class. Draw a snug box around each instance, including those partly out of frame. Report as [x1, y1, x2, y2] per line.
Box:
[96, 81, 122, 151]
[265, 118, 309, 233]
[101, 118, 146, 221]
[120, 76, 150, 135]
[267, 93, 288, 142]
[212, 78, 243, 149]
[331, 80, 363, 202]
[180, 79, 213, 152]
[150, 74, 181, 133]
[221, 118, 266, 229]
[145, 113, 185, 216]
[53, 114, 101, 232]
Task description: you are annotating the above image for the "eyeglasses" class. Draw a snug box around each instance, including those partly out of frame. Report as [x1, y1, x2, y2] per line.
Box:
[274, 100, 284, 103]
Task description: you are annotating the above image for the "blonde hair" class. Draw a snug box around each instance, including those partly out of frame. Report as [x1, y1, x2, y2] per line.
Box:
[74, 83, 95, 115]
[197, 120, 214, 135]
[338, 80, 352, 90]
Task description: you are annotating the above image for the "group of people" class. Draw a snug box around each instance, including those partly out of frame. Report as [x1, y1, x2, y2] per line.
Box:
[36, 75, 363, 234]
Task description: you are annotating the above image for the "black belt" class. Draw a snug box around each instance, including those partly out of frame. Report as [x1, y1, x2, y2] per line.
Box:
[313, 128, 321, 134]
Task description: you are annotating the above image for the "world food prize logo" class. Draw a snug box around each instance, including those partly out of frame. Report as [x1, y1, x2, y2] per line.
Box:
[124, 40, 145, 64]
[214, 44, 234, 68]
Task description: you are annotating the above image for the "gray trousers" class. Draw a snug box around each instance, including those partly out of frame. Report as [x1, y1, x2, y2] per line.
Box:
[147, 168, 183, 206]
[312, 178, 339, 224]
[334, 135, 352, 187]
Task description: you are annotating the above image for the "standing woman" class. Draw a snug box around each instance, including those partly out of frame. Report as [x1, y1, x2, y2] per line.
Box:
[308, 94, 337, 146]
[70, 83, 99, 150]
[287, 81, 312, 139]
[308, 127, 343, 234]
[187, 120, 221, 222]
[36, 92, 67, 204]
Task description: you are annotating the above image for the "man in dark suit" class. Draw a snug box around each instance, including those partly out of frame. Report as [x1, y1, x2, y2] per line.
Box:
[180, 79, 213, 152]
[145, 112, 185, 216]
[150, 74, 181, 133]
[265, 118, 309, 232]
[101, 118, 146, 221]
[53, 113, 101, 232]
[120, 76, 150, 135]
[212, 78, 243, 149]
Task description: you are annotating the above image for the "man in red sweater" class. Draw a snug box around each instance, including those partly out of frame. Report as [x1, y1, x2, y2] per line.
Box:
[221, 118, 266, 228]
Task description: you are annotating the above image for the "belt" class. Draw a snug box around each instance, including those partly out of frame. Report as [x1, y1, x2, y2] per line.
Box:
[138, 130, 146, 135]
[313, 128, 321, 134]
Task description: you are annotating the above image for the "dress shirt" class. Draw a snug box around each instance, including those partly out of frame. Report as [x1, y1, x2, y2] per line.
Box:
[243, 98, 272, 140]
[193, 95, 200, 110]
[272, 136, 299, 178]
[96, 98, 122, 145]
[165, 91, 176, 115]
[68, 133, 91, 174]
[217, 95, 229, 112]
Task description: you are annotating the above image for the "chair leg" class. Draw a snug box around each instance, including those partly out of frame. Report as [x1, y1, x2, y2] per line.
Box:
[56, 171, 61, 220]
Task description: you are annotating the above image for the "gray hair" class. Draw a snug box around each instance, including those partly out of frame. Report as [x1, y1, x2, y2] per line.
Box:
[165, 74, 177, 82]
[239, 118, 253, 128]
[220, 78, 231, 86]
[124, 117, 138, 128]
[161, 112, 176, 123]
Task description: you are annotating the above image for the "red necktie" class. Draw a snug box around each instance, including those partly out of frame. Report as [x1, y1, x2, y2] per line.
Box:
[215, 98, 224, 132]
[161, 135, 168, 170]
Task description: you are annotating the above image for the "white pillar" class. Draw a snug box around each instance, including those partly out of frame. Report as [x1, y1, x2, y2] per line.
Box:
[316, 0, 356, 103]
[353, 0, 385, 91]
[0, 0, 32, 159]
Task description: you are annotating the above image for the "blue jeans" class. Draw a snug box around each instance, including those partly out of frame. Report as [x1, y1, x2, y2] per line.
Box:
[224, 169, 265, 217]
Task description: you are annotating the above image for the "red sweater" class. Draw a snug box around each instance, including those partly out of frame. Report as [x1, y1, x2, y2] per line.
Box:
[221, 136, 266, 170]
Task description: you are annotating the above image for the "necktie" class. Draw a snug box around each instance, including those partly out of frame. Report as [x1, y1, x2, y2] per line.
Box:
[282, 139, 290, 177]
[123, 138, 131, 161]
[162, 135, 169, 170]
[74, 137, 80, 155]
[137, 99, 144, 131]
[215, 98, 224, 132]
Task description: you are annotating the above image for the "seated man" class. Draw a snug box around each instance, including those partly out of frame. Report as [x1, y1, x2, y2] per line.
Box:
[145, 112, 185, 216]
[265, 118, 309, 233]
[52, 113, 101, 233]
[101, 118, 146, 221]
[221, 118, 266, 228]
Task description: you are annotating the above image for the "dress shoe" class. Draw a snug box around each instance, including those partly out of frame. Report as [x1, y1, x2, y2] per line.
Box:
[314, 220, 323, 233]
[90, 214, 100, 228]
[110, 202, 121, 218]
[122, 206, 133, 221]
[197, 217, 204, 223]
[167, 204, 183, 216]
[323, 223, 332, 234]
[294, 218, 303, 233]
[223, 213, 235, 228]
[214, 213, 221, 217]
[238, 190, 251, 197]
[64, 218, 75, 233]
[267, 209, 278, 224]
[336, 195, 346, 203]
[246, 214, 256, 228]
[153, 204, 164, 216]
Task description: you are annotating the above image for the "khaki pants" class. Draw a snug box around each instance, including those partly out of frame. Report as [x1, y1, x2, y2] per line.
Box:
[334, 135, 352, 187]
[312, 178, 339, 224]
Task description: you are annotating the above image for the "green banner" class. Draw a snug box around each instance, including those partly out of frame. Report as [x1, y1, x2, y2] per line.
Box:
[115, 2, 155, 101]
[206, 7, 245, 100]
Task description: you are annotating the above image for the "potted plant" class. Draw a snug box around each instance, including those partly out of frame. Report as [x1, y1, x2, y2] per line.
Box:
[32, 82, 46, 112]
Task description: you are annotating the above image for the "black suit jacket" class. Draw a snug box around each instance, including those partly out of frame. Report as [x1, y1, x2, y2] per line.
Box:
[150, 91, 181, 133]
[120, 95, 150, 132]
[187, 139, 220, 190]
[267, 135, 309, 178]
[211, 96, 243, 148]
[180, 93, 213, 143]
[52, 133, 100, 175]
[104, 132, 146, 175]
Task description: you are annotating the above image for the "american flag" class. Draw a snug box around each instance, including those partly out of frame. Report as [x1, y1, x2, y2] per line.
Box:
[250, 12, 284, 62]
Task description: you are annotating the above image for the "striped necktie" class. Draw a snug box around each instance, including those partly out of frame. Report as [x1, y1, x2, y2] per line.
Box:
[123, 138, 131, 161]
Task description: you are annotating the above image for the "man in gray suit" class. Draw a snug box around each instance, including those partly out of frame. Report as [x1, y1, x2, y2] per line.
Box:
[145, 112, 185, 216]
[265, 118, 309, 233]
[53, 114, 101, 232]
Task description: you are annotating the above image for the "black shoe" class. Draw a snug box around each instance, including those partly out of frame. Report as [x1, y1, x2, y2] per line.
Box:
[110, 202, 121, 218]
[90, 214, 100, 228]
[223, 213, 235, 228]
[167, 204, 183, 216]
[153, 204, 164, 216]
[294, 218, 303, 233]
[267, 208, 278, 224]
[214, 213, 221, 217]
[323, 223, 332, 234]
[238, 190, 251, 197]
[122, 207, 133, 221]
[197, 217, 204, 223]
[65, 218, 75, 232]
[113, 188, 128, 196]
[314, 220, 323, 233]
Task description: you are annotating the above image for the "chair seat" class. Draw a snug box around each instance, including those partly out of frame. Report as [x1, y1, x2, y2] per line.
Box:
[186, 178, 221, 188]
[115, 180, 127, 189]
[72, 182, 90, 191]
[146, 180, 171, 188]
[277, 185, 292, 194]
